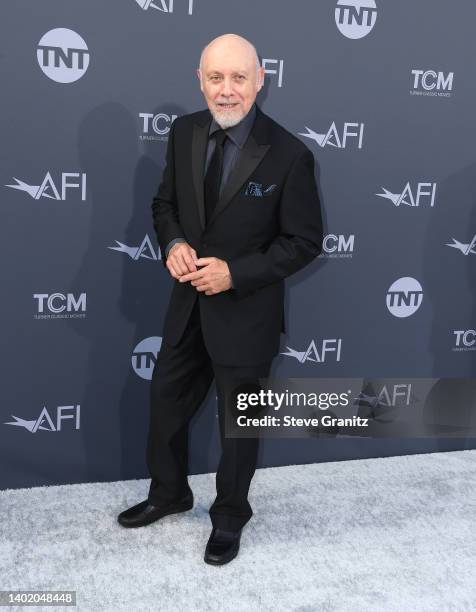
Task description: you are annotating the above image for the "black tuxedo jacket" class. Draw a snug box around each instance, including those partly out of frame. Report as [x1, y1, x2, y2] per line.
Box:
[152, 104, 323, 366]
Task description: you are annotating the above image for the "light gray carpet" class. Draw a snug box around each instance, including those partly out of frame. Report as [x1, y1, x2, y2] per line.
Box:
[1, 450, 475, 612]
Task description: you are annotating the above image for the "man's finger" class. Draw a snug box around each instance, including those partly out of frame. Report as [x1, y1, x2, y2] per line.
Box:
[180, 252, 193, 275]
[183, 252, 197, 273]
[180, 269, 205, 282]
[172, 252, 189, 275]
[167, 261, 180, 278]
[193, 257, 214, 266]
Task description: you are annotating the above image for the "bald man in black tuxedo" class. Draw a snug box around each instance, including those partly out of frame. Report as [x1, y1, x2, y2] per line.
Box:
[118, 33, 323, 566]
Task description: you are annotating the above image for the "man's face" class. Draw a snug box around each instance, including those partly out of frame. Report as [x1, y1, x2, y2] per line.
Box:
[197, 42, 264, 129]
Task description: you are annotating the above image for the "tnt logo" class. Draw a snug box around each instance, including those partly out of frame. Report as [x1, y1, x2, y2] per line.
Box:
[132, 336, 162, 380]
[37, 28, 89, 83]
[453, 330, 476, 350]
[376, 182, 437, 208]
[262, 59, 284, 88]
[135, 0, 194, 14]
[6, 172, 87, 201]
[386, 277, 423, 318]
[321, 234, 355, 257]
[411, 70, 454, 92]
[281, 339, 342, 363]
[34, 293, 86, 319]
[5, 405, 81, 433]
[335, 0, 378, 39]
[299, 122, 364, 149]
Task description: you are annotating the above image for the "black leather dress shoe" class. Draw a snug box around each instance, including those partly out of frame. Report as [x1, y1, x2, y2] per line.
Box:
[117, 495, 193, 528]
[204, 527, 242, 565]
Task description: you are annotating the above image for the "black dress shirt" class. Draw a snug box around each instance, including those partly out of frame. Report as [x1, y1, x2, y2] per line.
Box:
[164, 103, 257, 258]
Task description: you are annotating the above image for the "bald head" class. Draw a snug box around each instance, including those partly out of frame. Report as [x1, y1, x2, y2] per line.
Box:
[197, 33, 264, 129]
[199, 33, 260, 73]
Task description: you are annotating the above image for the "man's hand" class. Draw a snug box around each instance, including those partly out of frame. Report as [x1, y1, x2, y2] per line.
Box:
[166, 242, 198, 279]
[179, 257, 232, 295]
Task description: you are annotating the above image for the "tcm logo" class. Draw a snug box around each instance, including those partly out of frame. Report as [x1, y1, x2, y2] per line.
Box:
[335, 0, 377, 39]
[4, 405, 81, 433]
[446, 234, 476, 256]
[135, 0, 194, 14]
[33, 293, 87, 320]
[320, 234, 355, 258]
[139, 113, 177, 141]
[376, 182, 437, 208]
[132, 336, 162, 380]
[299, 122, 364, 149]
[281, 339, 342, 363]
[37, 28, 89, 83]
[386, 277, 423, 318]
[262, 59, 284, 88]
[453, 330, 476, 352]
[6, 172, 87, 201]
[109, 234, 161, 261]
[355, 384, 413, 408]
[411, 70, 454, 97]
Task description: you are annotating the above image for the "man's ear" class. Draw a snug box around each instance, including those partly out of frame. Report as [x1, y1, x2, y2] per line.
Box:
[257, 66, 265, 91]
[196, 68, 203, 91]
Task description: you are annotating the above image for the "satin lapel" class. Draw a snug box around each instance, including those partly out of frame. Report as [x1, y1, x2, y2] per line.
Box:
[207, 133, 271, 226]
[192, 120, 210, 230]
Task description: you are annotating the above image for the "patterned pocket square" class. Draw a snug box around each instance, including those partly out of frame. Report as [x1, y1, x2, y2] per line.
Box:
[244, 181, 277, 197]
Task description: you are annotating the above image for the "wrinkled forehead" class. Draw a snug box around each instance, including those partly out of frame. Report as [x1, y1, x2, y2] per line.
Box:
[201, 43, 257, 75]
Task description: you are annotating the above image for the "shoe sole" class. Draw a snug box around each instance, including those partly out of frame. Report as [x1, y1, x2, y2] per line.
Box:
[118, 500, 193, 528]
[203, 546, 240, 566]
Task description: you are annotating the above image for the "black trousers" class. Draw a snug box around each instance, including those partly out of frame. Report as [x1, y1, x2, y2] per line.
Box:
[146, 298, 272, 532]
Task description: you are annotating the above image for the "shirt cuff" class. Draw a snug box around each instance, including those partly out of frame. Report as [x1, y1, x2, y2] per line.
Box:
[164, 238, 186, 258]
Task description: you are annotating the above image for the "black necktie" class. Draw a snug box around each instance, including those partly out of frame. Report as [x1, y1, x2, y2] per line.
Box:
[204, 129, 227, 225]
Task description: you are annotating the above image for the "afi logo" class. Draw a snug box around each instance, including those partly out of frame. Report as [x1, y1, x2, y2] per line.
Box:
[320, 234, 355, 257]
[109, 234, 161, 261]
[446, 234, 476, 256]
[132, 337, 162, 380]
[6, 172, 87, 201]
[411, 70, 454, 92]
[135, 0, 194, 14]
[335, 0, 378, 39]
[139, 113, 177, 140]
[299, 122, 364, 149]
[5, 405, 81, 433]
[262, 59, 284, 88]
[37, 28, 89, 83]
[453, 330, 476, 350]
[376, 183, 436, 208]
[281, 339, 342, 363]
[34, 293, 87, 315]
[386, 277, 423, 318]
[355, 384, 412, 408]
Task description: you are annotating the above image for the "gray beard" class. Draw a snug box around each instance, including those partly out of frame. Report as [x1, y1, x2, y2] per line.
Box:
[210, 107, 246, 129]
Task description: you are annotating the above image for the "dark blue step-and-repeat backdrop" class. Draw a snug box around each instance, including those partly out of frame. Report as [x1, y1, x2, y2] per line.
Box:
[1, 1, 475, 489]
